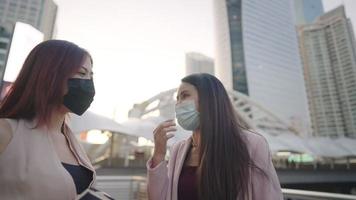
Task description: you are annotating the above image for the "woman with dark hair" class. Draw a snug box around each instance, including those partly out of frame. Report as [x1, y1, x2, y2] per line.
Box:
[147, 73, 282, 200]
[0, 40, 110, 199]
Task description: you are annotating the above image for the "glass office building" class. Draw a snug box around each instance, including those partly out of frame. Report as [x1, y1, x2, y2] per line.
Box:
[214, 0, 310, 134]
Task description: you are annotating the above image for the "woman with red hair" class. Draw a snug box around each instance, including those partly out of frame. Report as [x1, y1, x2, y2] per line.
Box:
[0, 40, 107, 199]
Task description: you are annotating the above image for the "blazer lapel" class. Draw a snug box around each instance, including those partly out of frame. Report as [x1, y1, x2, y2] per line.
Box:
[171, 137, 192, 200]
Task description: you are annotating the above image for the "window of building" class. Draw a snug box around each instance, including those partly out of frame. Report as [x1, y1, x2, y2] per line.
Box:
[0, 54, 6, 60]
[0, 42, 7, 49]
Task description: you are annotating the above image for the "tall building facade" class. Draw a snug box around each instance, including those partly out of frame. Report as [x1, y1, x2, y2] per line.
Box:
[213, 0, 310, 134]
[185, 52, 214, 76]
[298, 6, 356, 138]
[0, 0, 55, 83]
[0, 24, 12, 83]
[0, 26, 11, 70]
[0, 0, 57, 40]
[293, 0, 324, 25]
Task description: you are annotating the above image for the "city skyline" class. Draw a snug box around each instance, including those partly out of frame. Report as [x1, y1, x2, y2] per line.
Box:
[51, 0, 356, 122]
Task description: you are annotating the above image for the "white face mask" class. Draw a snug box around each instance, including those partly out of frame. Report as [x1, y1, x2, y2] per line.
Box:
[175, 100, 200, 131]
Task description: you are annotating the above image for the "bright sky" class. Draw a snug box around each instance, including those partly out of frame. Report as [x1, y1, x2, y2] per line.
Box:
[54, 0, 356, 122]
[54, 0, 214, 122]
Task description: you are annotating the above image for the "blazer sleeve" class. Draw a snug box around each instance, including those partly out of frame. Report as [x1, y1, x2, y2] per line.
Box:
[146, 141, 182, 200]
[250, 135, 283, 200]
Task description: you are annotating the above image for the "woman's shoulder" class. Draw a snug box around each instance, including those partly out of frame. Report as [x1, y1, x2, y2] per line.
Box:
[0, 118, 14, 154]
[243, 130, 272, 167]
[243, 130, 271, 158]
[243, 130, 268, 148]
[169, 138, 191, 155]
[171, 139, 188, 150]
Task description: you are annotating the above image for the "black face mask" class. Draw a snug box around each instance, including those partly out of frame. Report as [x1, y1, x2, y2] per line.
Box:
[63, 78, 95, 115]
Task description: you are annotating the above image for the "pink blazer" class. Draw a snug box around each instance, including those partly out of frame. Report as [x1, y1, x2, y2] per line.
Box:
[0, 119, 96, 200]
[146, 131, 283, 200]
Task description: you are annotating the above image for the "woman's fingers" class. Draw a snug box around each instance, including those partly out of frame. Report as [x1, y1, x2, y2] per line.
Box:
[154, 120, 176, 136]
[152, 120, 176, 158]
[154, 127, 177, 140]
[163, 127, 177, 133]
[166, 133, 175, 139]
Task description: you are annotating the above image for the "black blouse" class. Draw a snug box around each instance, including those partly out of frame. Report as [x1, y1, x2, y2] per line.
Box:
[62, 162, 93, 194]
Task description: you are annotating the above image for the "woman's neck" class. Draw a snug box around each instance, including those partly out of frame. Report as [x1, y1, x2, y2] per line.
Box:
[47, 110, 66, 133]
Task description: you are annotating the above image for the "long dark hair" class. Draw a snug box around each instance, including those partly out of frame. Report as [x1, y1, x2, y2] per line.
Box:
[0, 40, 91, 127]
[182, 73, 252, 200]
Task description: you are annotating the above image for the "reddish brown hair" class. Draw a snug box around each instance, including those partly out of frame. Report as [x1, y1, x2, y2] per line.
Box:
[0, 40, 91, 126]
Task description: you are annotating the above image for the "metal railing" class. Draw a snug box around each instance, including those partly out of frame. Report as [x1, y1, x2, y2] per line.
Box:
[282, 189, 356, 200]
[95, 176, 147, 200]
[95, 176, 356, 200]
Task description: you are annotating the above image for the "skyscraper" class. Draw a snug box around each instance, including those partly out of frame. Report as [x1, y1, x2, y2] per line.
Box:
[0, 23, 14, 85]
[298, 6, 356, 138]
[293, 0, 324, 25]
[213, 0, 310, 133]
[0, 0, 57, 40]
[0, 22, 43, 90]
[185, 52, 214, 76]
[0, 26, 11, 70]
[0, 0, 56, 83]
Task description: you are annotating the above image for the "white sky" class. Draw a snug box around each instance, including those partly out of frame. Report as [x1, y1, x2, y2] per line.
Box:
[54, 0, 356, 122]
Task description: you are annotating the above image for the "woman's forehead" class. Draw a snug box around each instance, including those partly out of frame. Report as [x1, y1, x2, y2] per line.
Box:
[177, 83, 197, 96]
[81, 56, 93, 70]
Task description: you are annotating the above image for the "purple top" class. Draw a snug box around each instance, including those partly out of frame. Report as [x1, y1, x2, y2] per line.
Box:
[178, 166, 198, 200]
